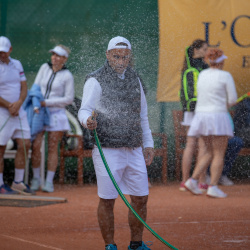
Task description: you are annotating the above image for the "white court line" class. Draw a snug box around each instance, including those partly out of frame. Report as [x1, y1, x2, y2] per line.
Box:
[0, 234, 63, 250]
[151, 219, 250, 225]
[81, 220, 250, 231]
[2, 220, 249, 247]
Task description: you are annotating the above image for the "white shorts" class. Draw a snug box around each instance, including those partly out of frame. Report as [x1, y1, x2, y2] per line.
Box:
[181, 111, 194, 126]
[0, 114, 31, 145]
[92, 146, 149, 199]
[188, 112, 234, 137]
[45, 109, 70, 132]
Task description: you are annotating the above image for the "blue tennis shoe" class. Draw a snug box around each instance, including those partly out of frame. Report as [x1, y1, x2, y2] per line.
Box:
[105, 244, 117, 250]
[128, 241, 152, 250]
[0, 184, 19, 195]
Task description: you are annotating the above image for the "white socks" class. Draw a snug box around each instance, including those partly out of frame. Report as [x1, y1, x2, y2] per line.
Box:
[32, 167, 41, 179]
[33, 168, 55, 184]
[46, 170, 55, 184]
[14, 168, 25, 183]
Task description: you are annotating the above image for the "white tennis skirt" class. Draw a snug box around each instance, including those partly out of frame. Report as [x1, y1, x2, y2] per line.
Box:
[181, 111, 194, 126]
[188, 112, 234, 137]
[45, 109, 70, 132]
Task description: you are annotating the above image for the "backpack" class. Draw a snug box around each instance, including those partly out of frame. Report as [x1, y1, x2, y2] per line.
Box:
[180, 46, 201, 112]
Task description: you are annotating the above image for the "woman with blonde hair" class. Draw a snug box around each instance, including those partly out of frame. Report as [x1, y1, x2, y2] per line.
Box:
[184, 48, 237, 198]
[30, 44, 74, 192]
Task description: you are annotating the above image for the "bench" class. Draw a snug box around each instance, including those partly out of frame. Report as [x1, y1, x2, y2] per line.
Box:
[152, 133, 168, 184]
[59, 135, 91, 185]
[172, 110, 187, 181]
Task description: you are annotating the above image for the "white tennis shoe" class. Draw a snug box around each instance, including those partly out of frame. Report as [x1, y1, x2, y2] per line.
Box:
[219, 175, 234, 186]
[42, 181, 54, 193]
[184, 178, 202, 195]
[30, 178, 40, 191]
[207, 185, 227, 198]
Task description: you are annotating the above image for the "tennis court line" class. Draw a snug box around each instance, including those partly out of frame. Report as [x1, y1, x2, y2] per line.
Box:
[0, 234, 63, 250]
[152, 219, 250, 225]
[80, 219, 250, 231]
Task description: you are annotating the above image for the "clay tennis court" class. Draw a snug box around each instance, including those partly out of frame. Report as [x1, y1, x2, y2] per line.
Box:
[1, 181, 249, 250]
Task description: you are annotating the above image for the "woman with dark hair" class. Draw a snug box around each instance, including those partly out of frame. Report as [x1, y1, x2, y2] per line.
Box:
[179, 39, 208, 192]
[184, 48, 237, 198]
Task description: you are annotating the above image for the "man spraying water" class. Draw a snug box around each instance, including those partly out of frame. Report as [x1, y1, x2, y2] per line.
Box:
[78, 36, 154, 250]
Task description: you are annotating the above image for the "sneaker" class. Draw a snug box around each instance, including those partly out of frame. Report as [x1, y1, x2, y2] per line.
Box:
[105, 244, 117, 250]
[0, 184, 19, 195]
[42, 181, 54, 193]
[219, 175, 234, 186]
[184, 178, 202, 195]
[207, 185, 227, 198]
[179, 182, 186, 192]
[128, 241, 152, 250]
[30, 178, 40, 191]
[198, 183, 208, 192]
[11, 182, 35, 196]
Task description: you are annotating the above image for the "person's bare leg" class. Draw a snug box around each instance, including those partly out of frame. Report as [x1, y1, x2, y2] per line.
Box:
[192, 136, 213, 180]
[31, 131, 44, 168]
[210, 136, 228, 186]
[97, 198, 116, 245]
[181, 136, 197, 182]
[197, 137, 207, 184]
[47, 131, 64, 172]
[129, 195, 148, 241]
[199, 169, 207, 184]
[15, 139, 31, 169]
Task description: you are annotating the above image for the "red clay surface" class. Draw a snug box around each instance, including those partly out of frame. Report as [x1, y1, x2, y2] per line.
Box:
[0, 182, 250, 250]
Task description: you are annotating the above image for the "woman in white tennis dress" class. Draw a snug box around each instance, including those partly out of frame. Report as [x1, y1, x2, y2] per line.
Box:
[30, 45, 74, 193]
[184, 48, 237, 198]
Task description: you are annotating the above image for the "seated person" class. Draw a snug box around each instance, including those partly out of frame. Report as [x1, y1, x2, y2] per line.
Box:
[218, 136, 243, 186]
[234, 98, 250, 148]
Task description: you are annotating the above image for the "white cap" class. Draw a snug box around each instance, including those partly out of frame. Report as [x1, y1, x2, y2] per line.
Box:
[49, 45, 69, 58]
[0, 36, 11, 52]
[210, 54, 228, 63]
[214, 54, 227, 63]
[107, 36, 131, 51]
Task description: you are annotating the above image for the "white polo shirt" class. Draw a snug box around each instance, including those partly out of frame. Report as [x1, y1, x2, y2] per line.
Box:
[0, 57, 27, 117]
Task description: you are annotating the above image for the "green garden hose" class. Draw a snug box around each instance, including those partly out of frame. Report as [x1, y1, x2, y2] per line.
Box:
[93, 129, 178, 250]
[0, 116, 28, 179]
[18, 116, 28, 172]
[0, 116, 10, 132]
